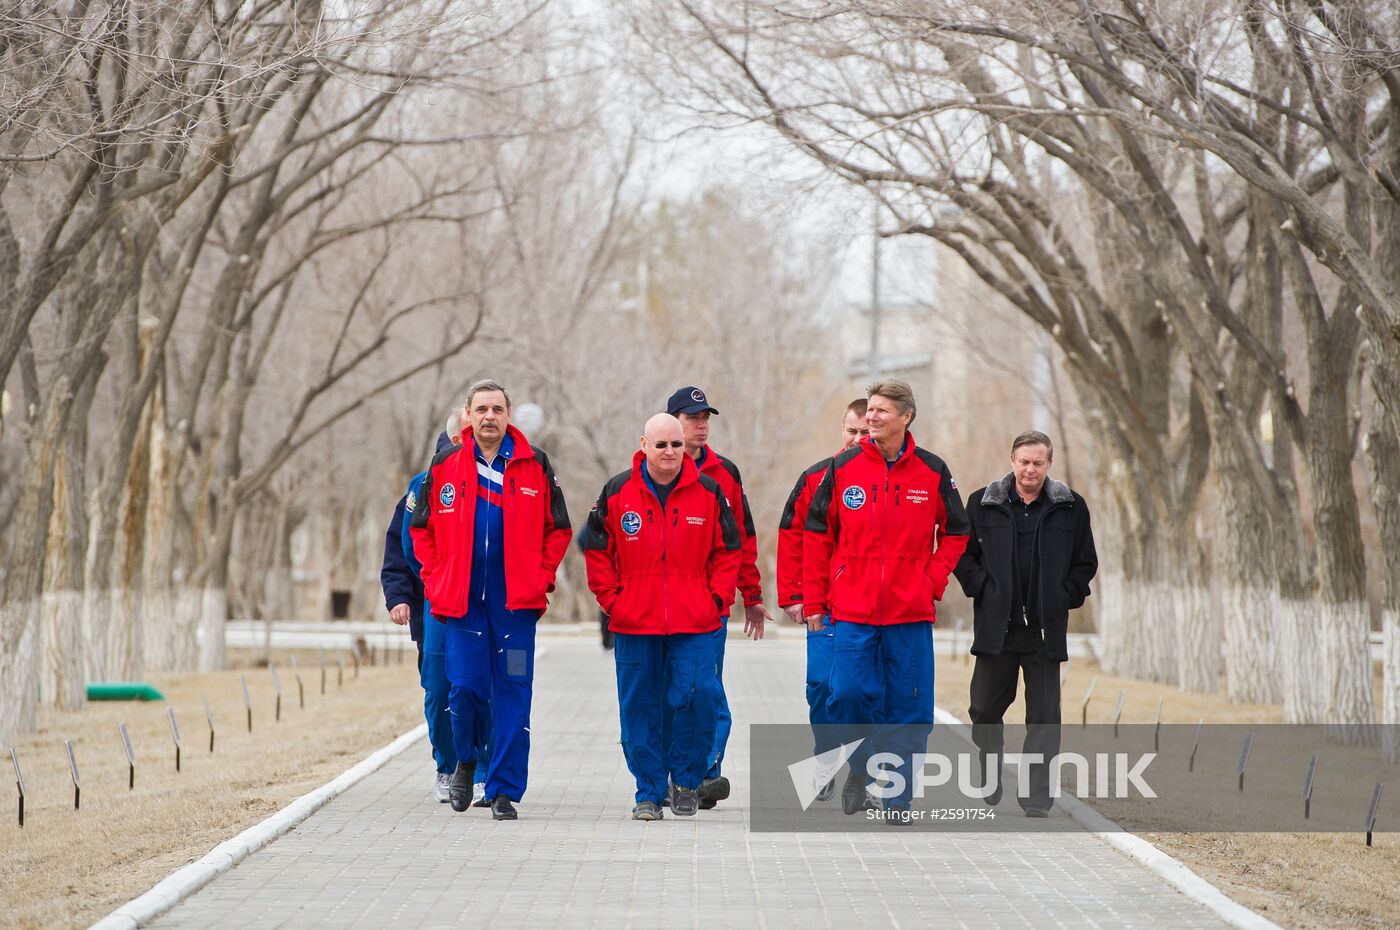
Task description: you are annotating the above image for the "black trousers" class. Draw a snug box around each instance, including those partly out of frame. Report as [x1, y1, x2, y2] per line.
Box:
[968, 645, 1062, 810]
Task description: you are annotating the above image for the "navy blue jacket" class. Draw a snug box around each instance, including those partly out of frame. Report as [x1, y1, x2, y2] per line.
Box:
[380, 431, 456, 642]
[381, 494, 425, 642]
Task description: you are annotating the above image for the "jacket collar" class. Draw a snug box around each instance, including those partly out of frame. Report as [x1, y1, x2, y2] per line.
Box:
[631, 448, 700, 489]
[982, 471, 1073, 506]
[462, 423, 534, 461]
[859, 429, 916, 466]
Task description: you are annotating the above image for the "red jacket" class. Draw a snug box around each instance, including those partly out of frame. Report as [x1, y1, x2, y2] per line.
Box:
[409, 424, 571, 618]
[696, 446, 763, 608]
[581, 451, 742, 636]
[776, 455, 837, 607]
[802, 432, 970, 625]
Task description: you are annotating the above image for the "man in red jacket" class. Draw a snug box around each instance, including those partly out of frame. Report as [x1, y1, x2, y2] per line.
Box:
[582, 413, 742, 821]
[777, 397, 868, 802]
[665, 385, 772, 810]
[410, 379, 572, 821]
[803, 380, 970, 823]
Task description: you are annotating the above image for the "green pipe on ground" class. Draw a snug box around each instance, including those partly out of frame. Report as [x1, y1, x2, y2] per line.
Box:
[86, 682, 166, 702]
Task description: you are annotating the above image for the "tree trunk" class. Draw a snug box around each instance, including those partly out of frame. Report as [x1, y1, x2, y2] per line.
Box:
[1211, 428, 1280, 702]
[41, 366, 97, 710]
[1364, 398, 1400, 759]
[1307, 379, 1374, 731]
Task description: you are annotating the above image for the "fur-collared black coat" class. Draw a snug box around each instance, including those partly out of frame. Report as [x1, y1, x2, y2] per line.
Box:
[954, 473, 1098, 661]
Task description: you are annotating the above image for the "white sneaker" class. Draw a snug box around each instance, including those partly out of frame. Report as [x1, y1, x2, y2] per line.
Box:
[814, 762, 838, 802]
[434, 772, 451, 803]
[471, 781, 487, 807]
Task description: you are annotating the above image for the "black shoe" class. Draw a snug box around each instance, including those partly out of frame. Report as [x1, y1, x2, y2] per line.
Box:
[984, 782, 1003, 807]
[697, 776, 730, 810]
[632, 801, 663, 821]
[491, 796, 518, 820]
[671, 785, 700, 816]
[1023, 805, 1050, 818]
[447, 762, 474, 813]
[841, 773, 878, 815]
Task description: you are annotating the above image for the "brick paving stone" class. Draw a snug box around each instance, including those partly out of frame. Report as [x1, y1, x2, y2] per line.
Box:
[145, 637, 1237, 929]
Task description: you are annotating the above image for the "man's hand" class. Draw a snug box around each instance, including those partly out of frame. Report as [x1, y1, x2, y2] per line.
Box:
[805, 613, 828, 633]
[388, 603, 410, 626]
[782, 604, 805, 625]
[744, 602, 772, 640]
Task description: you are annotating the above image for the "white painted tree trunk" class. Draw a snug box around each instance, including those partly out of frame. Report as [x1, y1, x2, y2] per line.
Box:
[1176, 577, 1219, 695]
[1278, 597, 1323, 723]
[198, 586, 227, 672]
[0, 601, 42, 749]
[1219, 583, 1280, 703]
[41, 591, 85, 710]
[1322, 600, 1375, 739]
[1095, 567, 1126, 675]
[1384, 609, 1400, 762]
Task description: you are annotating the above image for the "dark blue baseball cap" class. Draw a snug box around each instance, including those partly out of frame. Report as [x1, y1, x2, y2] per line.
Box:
[666, 386, 719, 416]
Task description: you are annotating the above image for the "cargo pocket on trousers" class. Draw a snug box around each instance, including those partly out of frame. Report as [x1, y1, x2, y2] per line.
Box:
[506, 648, 528, 678]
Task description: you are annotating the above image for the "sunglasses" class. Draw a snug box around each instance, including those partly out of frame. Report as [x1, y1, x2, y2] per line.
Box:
[649, 440, 684, 449]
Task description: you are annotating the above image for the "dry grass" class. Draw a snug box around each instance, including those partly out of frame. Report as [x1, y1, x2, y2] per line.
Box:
[931, 650, 1400, 930]
[0, 649, 422, 930]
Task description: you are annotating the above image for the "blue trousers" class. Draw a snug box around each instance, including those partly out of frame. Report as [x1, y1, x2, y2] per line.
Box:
[829, 619, 934, 808]
[615, 631, 719, 804]
[659, 621, 730, 780]
[422, 614, 490, 775]
[443, 600, 537, 801]
[806, 615, 837, 755]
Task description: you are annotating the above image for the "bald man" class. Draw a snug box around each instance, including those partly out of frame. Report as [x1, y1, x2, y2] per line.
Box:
[582, 414, 742, 820]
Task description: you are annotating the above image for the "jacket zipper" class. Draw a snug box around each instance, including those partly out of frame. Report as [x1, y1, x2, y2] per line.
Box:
[876, 481, 887, 621]
[1031, 498, 1069, 639]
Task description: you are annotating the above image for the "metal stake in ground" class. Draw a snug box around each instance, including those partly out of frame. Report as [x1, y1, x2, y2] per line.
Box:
[1152, 697, 1163, 753]
[1304, 754, 1319, 819]
[1111, 690, 1125, 738]
[202, 694, 216, 753]
[290, 655, 305, 709]
[240, 674, 253, 732]
[269, 662, 283, 722]
[65, 739, 80, 811]
[1081, 675, 1097, 728]
[119, 722, 136, 789]
[319, 647, 327, 695]
[11, 748, 25, 828]
[336, 653, 345, 687]
[168, 707, 182, 772]
[1366, 782, 1383, 847]
[351, 648, 359, 679]
[1188, 718, 1204, 772]
[1237, 733, 1254, 792]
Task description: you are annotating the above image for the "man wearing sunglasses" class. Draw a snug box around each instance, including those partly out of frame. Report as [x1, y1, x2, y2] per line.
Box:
[582, 413, 742, 820]
[664, 385, 773, 810]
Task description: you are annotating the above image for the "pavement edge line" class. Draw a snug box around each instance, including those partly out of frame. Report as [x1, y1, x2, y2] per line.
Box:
[931, 707, 1284, 930]
[85, 721, 429, 930]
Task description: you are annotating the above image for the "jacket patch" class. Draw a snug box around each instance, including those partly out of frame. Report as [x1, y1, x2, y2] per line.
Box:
[405, 490, 416, 513]
[905, 489, 929, 505]
[439, 484, 456, 508]
[520, 486, 538, 497]
[842, 486, 866, 510]
[621, 511, 642, 536]
[686, 515, 706, 526]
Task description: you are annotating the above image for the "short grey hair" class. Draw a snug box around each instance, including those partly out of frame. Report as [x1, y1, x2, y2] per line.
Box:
[444, 408, 463, 441]
[866, 379, 916, 425]
[466, 378, 512, 410]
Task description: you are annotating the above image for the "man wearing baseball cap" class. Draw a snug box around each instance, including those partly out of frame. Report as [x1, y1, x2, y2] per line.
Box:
[664, 385, 773, 809]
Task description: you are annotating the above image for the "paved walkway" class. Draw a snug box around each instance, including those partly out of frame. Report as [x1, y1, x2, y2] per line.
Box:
[146, 637, 1235, 929]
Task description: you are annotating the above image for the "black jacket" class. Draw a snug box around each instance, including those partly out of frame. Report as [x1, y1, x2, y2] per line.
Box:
[953, 473, 1097, 661]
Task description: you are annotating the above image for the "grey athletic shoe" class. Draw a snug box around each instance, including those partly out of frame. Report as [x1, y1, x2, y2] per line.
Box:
[434, 772, 451, 803]
[670, 784, 700, 816]
[471, 781, 488, 807]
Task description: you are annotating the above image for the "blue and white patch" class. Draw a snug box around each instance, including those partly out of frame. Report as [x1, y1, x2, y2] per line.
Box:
[405, 490, 416, 514]
[842, 486, 867, 510]
[690, 388, 706, 403]
[621, 511, 642, 536]
[439, 483, 456, 508]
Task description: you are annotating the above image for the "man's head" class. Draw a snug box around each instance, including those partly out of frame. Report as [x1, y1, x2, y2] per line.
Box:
[865, 379, 915, 448]
[444, 408, 464, 444]
[841, 398, 869, 450]
[1010, 430, 1053, 500]
[666, 386, 718, 457]
[641, 413, 686, 484]
[465, 378, 511, 446]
